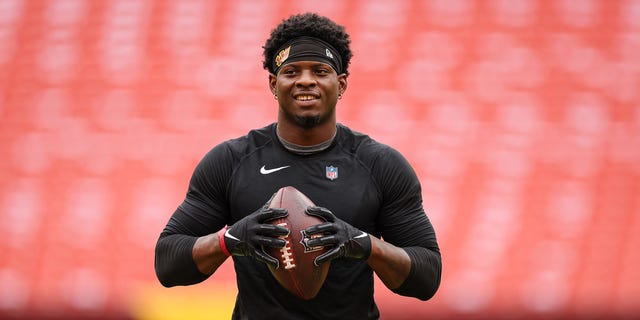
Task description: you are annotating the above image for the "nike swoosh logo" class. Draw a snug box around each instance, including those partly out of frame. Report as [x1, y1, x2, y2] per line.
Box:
[354, 232, 368, 239]
[224, 230, 240, 241]
[260, 165, 291, 175]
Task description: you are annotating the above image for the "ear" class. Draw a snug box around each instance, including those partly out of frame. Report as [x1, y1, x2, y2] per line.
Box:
[269, 73, 277, 95]
[337, 74, 348, 97]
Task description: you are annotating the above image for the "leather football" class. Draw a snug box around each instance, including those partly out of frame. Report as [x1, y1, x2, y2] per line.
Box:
[265, 186, 329, 300]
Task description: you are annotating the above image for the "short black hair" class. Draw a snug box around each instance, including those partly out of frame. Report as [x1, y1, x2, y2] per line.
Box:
[263, 13, 352, 76]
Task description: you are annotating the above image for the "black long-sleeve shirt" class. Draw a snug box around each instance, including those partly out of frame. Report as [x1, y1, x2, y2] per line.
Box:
[155, 123, 441, 319]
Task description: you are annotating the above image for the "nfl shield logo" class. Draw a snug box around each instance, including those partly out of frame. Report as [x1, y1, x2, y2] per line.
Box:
[325, 166, 338, 180]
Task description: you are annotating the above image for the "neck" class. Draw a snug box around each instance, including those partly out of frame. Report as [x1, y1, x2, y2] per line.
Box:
[276, 119, 337, 146]
[276, 125, 337, 155]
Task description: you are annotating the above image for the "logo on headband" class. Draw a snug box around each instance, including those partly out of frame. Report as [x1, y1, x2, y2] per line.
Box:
[275, 46, 291, 67]
[325, 48, 334, 59]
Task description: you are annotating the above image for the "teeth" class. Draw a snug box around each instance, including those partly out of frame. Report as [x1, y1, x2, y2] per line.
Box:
[295, 95, 316, 101]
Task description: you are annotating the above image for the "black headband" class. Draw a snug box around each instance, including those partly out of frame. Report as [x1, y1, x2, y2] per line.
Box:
[272, 36, 343, 75]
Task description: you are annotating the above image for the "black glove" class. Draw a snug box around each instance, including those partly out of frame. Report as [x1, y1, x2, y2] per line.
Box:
[223, 206, 289, 268]
[304, 206, 372, 266]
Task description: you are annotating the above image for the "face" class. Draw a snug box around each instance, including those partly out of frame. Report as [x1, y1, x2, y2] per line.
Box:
[269, 61, 347, 129]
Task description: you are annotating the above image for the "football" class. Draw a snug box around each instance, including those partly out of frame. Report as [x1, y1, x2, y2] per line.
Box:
[265, 186, 330, 300]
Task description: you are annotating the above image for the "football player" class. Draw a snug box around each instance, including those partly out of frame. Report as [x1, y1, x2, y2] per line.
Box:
[155, 12, 441, 319]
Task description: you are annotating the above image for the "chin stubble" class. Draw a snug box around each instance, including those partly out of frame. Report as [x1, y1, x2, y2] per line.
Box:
[293, 115, 322, 129]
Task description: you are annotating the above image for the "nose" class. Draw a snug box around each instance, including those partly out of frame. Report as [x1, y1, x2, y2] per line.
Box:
[296, 69, 317, 87]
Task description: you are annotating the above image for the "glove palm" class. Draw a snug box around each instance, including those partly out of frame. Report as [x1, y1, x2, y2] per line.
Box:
[304, 206, 372, 266]
[223, 206, 289, 267]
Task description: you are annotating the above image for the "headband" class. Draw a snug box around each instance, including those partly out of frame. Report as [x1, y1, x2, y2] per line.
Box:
[272, 36, 343, 75]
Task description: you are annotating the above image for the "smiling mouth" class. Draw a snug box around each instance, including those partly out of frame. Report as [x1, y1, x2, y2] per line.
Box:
[295, 94, 318, 101]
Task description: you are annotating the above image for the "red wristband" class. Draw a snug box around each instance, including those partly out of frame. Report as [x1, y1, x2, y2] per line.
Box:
[218, 226, 231, 257]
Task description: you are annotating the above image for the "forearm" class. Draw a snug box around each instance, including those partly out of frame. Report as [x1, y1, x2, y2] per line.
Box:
[192, 230, 229, 275]
[393, 246, 441, 300]
[366, 236, 411, 290]
[154, 230, 229, 287]
[366, 236, 442, 300]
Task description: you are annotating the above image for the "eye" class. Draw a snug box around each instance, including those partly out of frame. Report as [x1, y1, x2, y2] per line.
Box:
[280, 67, 297, 76]
[315, 68, 330, 75]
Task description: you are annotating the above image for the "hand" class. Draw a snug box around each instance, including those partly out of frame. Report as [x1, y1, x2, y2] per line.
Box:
[223, 206, 289, 268]
[304, 206, 372, 266]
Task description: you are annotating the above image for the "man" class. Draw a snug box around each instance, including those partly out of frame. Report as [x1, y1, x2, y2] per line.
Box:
[155, 13, 441, 319]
